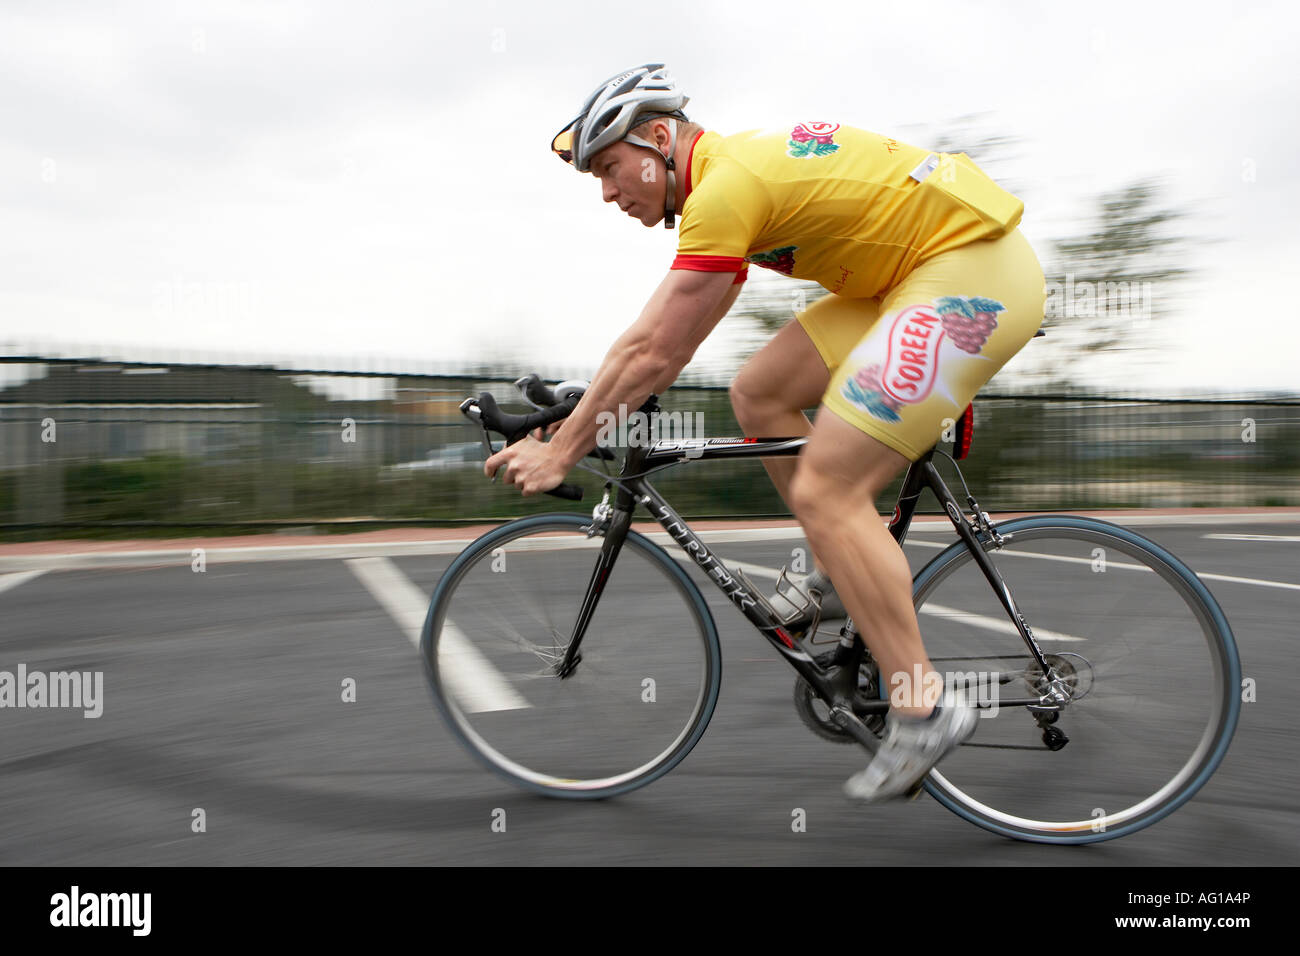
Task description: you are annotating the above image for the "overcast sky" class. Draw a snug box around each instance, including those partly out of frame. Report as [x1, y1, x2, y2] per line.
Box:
[2, 0, 1297, 396]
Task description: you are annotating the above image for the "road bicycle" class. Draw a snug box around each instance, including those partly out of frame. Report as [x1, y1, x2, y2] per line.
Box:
[419, 372, 1242, 844]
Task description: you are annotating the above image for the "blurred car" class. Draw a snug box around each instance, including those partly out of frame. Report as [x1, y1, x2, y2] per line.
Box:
[385, 442, 485, 473]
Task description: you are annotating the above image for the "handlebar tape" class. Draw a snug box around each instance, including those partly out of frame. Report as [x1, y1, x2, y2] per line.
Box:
[473, 392, 585, 501]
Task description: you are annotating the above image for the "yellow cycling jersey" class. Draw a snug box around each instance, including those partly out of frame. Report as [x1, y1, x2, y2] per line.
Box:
[671, 123, 1025, 297]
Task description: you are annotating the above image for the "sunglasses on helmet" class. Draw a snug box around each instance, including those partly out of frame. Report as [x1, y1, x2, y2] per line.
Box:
[551, 121, 579, 166]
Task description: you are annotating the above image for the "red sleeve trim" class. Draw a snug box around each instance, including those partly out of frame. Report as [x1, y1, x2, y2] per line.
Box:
[732, 266, 748, 285]
[671, 254, 747, 272]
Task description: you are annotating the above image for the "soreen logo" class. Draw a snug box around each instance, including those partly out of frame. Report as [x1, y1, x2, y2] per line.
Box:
[50, 886, 151, 936]
[881, 306, 944, 405]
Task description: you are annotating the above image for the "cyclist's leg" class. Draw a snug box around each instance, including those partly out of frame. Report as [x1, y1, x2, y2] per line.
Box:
[729, 294, 881, 570]
[790, 228, 1047, 718]
[791, 414, 932, 707]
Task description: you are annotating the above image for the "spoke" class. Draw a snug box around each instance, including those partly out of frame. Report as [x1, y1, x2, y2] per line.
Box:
[460, 582, 571, 676]
[482, 588, 555, 661]
[505, 569, 567, 639]
[917, 525, 1234, 840]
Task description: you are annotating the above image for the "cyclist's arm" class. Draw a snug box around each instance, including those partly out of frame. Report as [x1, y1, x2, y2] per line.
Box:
[532, 276, 740, 440]
[549, 268, 739, 468]
[650, 278, 743, 392]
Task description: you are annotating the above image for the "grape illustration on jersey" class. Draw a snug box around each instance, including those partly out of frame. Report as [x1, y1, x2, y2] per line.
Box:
[839, 295, 1005, 423]
[787, 122, 841, 158]
[747, 245, 798, 276]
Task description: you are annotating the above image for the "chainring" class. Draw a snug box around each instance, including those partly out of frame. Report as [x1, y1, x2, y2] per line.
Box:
[792, 650, 887, 744]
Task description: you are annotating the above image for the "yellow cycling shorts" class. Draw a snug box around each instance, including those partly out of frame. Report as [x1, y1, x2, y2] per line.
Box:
[797, 227, 1046, 462]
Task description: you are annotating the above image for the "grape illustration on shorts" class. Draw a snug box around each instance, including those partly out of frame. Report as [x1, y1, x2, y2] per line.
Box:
[747, 245, 798, 276]
[934, 295, 1005, 354]
[839, 362, 903, 423]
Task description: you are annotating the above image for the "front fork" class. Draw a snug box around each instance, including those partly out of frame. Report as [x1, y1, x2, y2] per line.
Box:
[554, 486, 628, 679]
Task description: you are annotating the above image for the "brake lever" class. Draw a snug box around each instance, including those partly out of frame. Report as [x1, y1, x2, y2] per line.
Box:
[459, 398, 501, 482]
[458, 392, 586, 500]
[513, 374, 547, 411]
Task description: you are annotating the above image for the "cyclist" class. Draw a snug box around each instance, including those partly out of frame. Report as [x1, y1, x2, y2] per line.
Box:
[485, 63, 1046, 801]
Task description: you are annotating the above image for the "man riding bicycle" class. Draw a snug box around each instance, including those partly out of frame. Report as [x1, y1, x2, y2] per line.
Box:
[484, 63, 1047, 801]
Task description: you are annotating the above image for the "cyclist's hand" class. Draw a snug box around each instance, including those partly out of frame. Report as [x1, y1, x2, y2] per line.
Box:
[530, 421, 563, 442]
[484, 434, 568, 497]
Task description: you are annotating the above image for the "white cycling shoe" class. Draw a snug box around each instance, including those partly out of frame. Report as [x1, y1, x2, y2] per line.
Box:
[844, 697, 979, 803]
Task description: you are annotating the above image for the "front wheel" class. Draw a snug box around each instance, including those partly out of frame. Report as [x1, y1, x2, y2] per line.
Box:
[420, 513, 723, 799]
[909, 515, 1242, 844]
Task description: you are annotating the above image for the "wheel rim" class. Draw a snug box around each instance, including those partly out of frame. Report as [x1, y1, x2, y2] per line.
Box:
[424, 517, 720, 796]
[910, 518, 1239, 841]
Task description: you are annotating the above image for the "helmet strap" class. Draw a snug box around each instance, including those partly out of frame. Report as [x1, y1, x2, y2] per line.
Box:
[624, 118, 680, 229]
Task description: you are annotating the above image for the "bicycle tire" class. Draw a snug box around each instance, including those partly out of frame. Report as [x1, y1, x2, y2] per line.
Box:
[908, 515, 1241, 844]
[420, 513, 723, 799]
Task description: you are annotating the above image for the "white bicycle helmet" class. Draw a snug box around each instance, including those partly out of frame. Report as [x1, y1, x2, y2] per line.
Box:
[551, 63, 690, 227]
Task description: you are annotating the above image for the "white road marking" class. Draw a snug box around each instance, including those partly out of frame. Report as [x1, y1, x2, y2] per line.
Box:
[917, 603, 1086, 642]
[1204, 533, 1300, 542]
[0, 570, 47, 595]
[883, 538, 1300, 590]
[345, 557, 528, 713]
[1193, 570, 1300, 592]
[955, 545, 1300, 592]
[586, 526, 1300, 596]
[885, 536, 1297, 591]
[689, 557, 1087, 641]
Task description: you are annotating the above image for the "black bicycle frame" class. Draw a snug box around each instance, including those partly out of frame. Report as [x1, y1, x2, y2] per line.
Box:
[554, 418, 1059, 745]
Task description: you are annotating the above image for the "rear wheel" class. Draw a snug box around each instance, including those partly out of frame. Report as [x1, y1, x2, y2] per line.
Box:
[420, 513, 722, 798]
[909, 516, 1241, 844]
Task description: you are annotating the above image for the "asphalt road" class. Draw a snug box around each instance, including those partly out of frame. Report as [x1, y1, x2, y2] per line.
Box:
[1, 519, 1296, 865]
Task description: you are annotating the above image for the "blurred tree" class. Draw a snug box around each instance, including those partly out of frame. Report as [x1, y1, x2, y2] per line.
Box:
[1035, 178, 1200, 389]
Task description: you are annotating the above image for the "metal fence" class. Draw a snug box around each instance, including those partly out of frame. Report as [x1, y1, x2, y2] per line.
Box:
[1, 354, 1296, 536]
